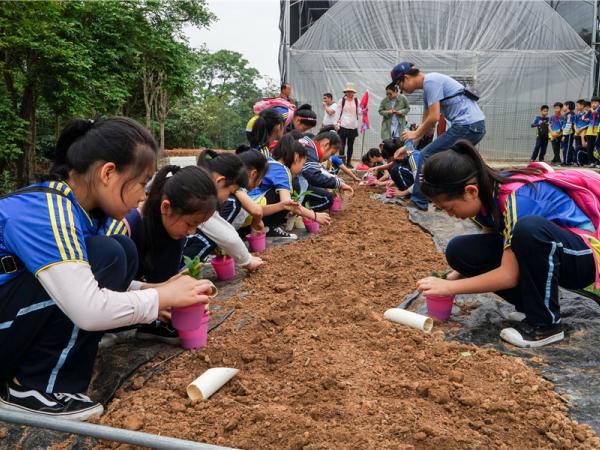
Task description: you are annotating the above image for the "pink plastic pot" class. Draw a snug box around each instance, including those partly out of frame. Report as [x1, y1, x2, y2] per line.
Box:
[171, 304, 209, 350]
[367, 175, 377, 186]
[302, 218, 320, 234]
[246, 232, 266, 253]
[426, 294, 455, 321]
[211, 255, 236, 281]
[386, 186, 394, 198]
[331, 196, 342, 213]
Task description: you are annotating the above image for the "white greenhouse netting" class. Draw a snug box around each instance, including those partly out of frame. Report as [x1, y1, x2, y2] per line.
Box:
[283, 0, 595, 161]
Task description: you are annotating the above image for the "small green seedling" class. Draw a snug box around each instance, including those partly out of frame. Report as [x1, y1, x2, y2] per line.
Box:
[292, 189, 312, 203]
[214, 247, 227, 258]
[431, 269, 452, 279]
[183, 255, 203, 279]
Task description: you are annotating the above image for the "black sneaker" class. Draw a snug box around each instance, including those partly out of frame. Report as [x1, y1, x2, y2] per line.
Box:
[500, 321, 564, 348]
[136, 320, 180, 345]
[0, 380, 103, 421]
[266, 226, 297, 240]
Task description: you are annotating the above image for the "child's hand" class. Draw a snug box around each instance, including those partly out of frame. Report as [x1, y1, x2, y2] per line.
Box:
[281, 199, 299, 211]
[315, 212, 331, 225]
[156, 275, 211, 310]
[340, 182, 354, 196]
[243, 256, 264, 272]
[251, 219, 265, 235]
[416, 276, 455, 296]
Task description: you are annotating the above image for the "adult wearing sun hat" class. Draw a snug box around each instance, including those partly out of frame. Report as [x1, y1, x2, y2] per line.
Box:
[335, 82, 361, 168]
[389, 62, 486, 210]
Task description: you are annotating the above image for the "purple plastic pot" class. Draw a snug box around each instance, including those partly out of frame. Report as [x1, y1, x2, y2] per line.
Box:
[331, 196, 342, 213]
[425, 294, 455, 321]
[171, 304, 209, 350]
[302, 218, 320, 234]
[246, 232, 267, 253]
[211, 255, 236, 281]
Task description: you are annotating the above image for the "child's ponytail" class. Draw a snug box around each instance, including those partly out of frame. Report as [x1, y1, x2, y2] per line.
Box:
[248, 108, 284, 149]
[422, 140, 541, 229]
[141, 165, 218, 275]
[197, 149, 249, 189]
[236, 146, 268, 180]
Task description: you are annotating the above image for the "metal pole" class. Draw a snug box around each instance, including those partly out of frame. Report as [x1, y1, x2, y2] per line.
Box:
[285, 0, 291, 84]
[0, 410, 237, 450]
[592, 0, 598, 95]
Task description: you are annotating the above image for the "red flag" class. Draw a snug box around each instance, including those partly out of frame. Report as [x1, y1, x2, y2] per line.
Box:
[359, 90, 369, 133]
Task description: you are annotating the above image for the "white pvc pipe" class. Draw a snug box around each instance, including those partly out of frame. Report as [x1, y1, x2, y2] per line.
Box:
[384, 308, 433, 332]
[187, 368, 239, 401]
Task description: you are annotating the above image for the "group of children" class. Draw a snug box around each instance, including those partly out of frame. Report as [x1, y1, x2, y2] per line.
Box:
[1, 88, 600, 425]
[531, 98, 600, 167]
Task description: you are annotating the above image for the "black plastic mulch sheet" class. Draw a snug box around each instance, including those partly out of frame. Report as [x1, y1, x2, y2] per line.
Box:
[401, 204, 600, 433]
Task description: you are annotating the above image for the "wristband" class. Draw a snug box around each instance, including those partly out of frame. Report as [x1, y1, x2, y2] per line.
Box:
[314, 210, 317, 221]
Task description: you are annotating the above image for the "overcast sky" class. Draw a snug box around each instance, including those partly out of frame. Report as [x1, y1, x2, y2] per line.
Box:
[185, 0, 281, 85]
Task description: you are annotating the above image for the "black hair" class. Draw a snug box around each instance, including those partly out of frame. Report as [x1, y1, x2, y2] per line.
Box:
[295, 105, 317, 129]
[271, 133, 307, 168]
[421, 140, 541, 231]
[280, 83, 290, 91]
[197, 149, 248, 189]
[565, 101, 575, 111]
[141, 165, 218, 275]
[586, 101, 592, 107]
[367, 148, 382, 159]
[576, 99, 586, 106]
[361, 153, 370, 165]
[591, 96, 600, 103]
[235, 145, 268, 180]
[386, 84, 398, 93]
[248, 108, 284, 149]
[540, 105, 549, 110]
[323, 93, 333, 100]
[380, 138, 403, 159]
[314, 127, 341, 149]
[51, 117, 157, 203]
[553, 102, 564, 108]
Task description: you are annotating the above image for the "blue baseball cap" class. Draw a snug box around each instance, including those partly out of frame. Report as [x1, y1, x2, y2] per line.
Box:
[390, 62, 416, 82]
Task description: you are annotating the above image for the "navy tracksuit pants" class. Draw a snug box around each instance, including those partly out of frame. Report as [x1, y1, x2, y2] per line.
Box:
[0, 235, 138, 393]
[445, 216, 596, 326]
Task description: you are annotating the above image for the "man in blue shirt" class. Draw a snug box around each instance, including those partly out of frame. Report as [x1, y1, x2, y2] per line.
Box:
[388, 62, 486, 210]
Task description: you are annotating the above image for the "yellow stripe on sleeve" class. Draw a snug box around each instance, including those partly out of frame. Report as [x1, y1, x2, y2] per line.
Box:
[113, 221, 124, 235]
[66, 199, 84, 260]
[105, 219, 117, 236]
[56, 195, 76, 259]
[46, 193, 68, 261]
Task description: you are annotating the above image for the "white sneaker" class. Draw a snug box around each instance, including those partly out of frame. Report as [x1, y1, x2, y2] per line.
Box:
[500, 322, 564, 348]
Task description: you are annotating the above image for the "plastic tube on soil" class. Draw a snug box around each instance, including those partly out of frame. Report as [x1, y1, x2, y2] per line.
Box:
[384, 308, 433, 332]
[187, 367, 239, 401]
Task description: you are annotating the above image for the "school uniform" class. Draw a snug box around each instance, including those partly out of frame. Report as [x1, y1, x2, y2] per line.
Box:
[447, 181, 596, 327]
[549, 114, 563, 163]
[297, 136, 338, 211]
[586, 107, 600, 165]
[574, 112, 590, 165]
[0, 181, 154, 394]
[561, 111, 575, 165]
[529, 115, 549, 161]
[389, 150, 421, 192]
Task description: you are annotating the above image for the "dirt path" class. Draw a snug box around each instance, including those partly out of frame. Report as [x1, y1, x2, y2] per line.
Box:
[97, 189, 599, 450]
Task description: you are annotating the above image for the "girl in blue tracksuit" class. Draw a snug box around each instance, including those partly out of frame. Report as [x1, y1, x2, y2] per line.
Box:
[0, 118, 210, 420]
[416, 140, 597, 349]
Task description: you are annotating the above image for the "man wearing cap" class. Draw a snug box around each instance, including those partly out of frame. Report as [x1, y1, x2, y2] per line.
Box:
[389, 62, 486, 210]
[335, 82, 361, 168]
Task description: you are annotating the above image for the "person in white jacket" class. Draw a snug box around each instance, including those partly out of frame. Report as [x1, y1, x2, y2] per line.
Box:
[0, 117, 211, 421]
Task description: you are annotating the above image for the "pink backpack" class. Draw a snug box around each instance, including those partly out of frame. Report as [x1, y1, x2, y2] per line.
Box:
[497, 162, 600, 292]
[252, 97, 296, 127]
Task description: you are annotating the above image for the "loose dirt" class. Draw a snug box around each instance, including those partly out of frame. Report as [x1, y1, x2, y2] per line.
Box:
[96, 188, 600, 450]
